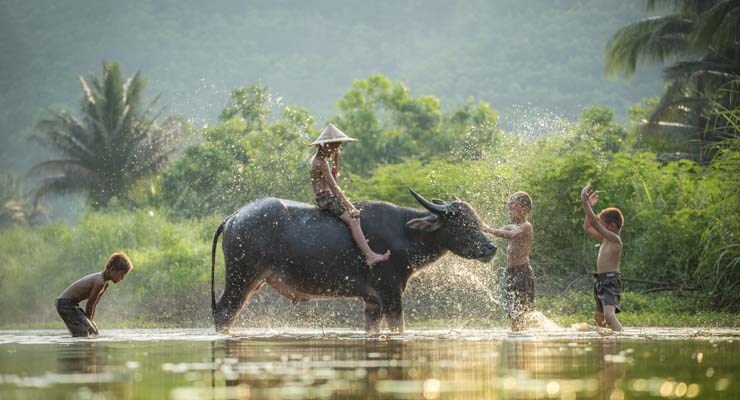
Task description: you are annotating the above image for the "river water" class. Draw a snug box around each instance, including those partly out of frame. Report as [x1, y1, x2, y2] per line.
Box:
[0, 328, 737, 399]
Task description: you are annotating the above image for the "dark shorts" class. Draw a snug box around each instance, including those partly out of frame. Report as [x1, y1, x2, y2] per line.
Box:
[503, 264, 535, 320]
[594, 272, 623, 314]
[316, 194, 347, 218]
[56, 298, 98, 337]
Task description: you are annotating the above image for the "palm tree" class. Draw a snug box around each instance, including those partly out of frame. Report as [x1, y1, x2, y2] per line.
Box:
[0, 172, 48, 229]
[606, 0, 740, 162]
[29, 62, 178, 208]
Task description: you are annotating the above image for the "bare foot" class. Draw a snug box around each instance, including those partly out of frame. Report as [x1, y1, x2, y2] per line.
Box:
[366, 250, 391, 267]
[596, 327, 614, 336]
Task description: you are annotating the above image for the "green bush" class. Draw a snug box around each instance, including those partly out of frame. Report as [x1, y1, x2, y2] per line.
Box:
[0, 210, 220, 326]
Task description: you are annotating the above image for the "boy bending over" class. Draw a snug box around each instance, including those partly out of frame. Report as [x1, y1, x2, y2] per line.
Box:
[581, 185, 624, 332]
[56, 252, 133, 337]
[483, 192, 534, 331]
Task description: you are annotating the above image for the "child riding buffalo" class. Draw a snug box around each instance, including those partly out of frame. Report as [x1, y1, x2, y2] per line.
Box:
[309, 123, 390, 267]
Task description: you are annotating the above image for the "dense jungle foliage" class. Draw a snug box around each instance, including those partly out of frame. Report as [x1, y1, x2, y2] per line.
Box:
[0, 73, 737, 327]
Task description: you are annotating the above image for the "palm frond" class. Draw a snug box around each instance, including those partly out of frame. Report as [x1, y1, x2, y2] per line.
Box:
[26, 160, 91, 180]
[606, 15, 694, 77]
[648, 95, 708, 125]
[33, 111, 96, 160]
[123, 71, 146, 116]
[664, 59, 740, 81]
[29, 174, 96, 204]
[102, 62, 125, 133]
[693, 0, 740, 51]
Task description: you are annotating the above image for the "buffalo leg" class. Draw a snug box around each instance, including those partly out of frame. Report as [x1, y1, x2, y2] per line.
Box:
[363, 294, 382, 334]
[214, 261, 266, 333]
[383, 293, 404, 333]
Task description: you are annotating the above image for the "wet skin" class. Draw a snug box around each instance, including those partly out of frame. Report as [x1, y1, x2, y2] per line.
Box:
[58, 269, 128, 321]
[582, 185, 623, 331]
[309, 142, 390, 266]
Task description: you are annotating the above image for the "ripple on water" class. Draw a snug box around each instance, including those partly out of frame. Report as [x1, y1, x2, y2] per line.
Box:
[0, 327, 739, 344]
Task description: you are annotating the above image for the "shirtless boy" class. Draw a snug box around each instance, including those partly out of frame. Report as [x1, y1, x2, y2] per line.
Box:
[581, 184, 624, 331]
[483, 192, 534, 331]
[56, 252, 133, 337]
[309, 123, 390, 267]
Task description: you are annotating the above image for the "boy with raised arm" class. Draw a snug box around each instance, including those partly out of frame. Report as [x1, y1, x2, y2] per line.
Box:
[309, 123, 390, 267]
[483, 191, 534, 331]
[581, 184, 624, 332]
[56, 252, 133, 337]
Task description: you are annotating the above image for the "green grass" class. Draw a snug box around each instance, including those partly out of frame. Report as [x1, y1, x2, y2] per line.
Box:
[539, 291, 740, 328]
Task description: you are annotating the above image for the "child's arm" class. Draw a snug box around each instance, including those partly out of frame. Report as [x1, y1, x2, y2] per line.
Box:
[583, 216, 603, 240]
[319, 159, 358, 215]
[482, 223, 528, 240]
[582, 189, 603, 240]
[581, 186, 620, 243]
[85, 282, 106, 321]
[331, 151, 340, 180]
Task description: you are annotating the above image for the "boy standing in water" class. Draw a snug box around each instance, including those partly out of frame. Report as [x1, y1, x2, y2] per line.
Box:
[483, 192, 534, 331]
[309, 123, 390, 267]
[581, 184, 624, 331]
[56, 252, 133, 337]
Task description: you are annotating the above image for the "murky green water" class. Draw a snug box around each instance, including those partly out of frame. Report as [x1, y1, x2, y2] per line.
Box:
[0, 328, 737, 399]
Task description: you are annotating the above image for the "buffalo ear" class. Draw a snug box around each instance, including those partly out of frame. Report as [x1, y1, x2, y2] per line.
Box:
[406, 215, 442, 232]
[431, 198, 445, 205]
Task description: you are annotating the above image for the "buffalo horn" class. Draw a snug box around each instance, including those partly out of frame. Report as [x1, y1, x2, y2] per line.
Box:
[409, 188, 450, 214]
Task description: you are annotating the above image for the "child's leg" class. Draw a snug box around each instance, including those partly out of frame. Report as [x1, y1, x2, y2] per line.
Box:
[57, 300, 96, 337]
[603, 305, 623, 331]
[511, 315, 526, 331]
[507, 267, 533, 332]
[593, 280, 608, 328]
[339, 212, 390, 267]
[594, 311, 608, 327]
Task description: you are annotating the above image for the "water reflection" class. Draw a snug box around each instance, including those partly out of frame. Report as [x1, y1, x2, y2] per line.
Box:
[57, 342, 100, 374]
[56, 342, 135, 399]
[0, 329, 737, 399]
[195, 337, 614, 399]
[591, 339, 624, 400]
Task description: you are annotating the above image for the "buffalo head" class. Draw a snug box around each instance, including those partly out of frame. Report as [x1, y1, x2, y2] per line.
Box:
[406, 189, 496, 262]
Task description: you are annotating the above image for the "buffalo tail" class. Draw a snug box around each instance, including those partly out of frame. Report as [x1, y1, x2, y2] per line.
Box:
[211, 218, 227, 320]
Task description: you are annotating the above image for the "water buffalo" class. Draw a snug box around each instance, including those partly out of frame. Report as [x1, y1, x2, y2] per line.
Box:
[211, 189, 496, 333]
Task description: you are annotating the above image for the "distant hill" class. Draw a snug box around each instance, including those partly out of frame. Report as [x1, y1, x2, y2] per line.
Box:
[0, 0, 661, 170]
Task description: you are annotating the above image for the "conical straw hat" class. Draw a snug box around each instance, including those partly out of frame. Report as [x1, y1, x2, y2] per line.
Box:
[309, 123, 358, 146]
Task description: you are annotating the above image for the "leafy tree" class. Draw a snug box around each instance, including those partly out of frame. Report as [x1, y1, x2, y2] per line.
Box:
[334, 75, 501, 176]
[29, 62, 179, 208]
[606, 0, 740, 161]
[162, 84, 315, 217]
[572, 106, 628, 154]
[218, 82, 273, 131]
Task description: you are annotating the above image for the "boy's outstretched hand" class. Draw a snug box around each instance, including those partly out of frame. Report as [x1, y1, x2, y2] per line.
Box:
[581, 185, 592, 202]
[581, 185, 599, 206]
[588, 191, 598, 207]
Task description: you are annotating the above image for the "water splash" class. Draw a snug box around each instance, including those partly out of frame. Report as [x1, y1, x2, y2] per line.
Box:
[500, 104, 571, 139]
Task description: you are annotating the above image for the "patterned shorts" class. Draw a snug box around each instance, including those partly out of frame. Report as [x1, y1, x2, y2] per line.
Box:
[56, 298, 98, 337]
[503, 264, 535, 320]
[594, 272, 623, 313]
[316, 194, 347, 218]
